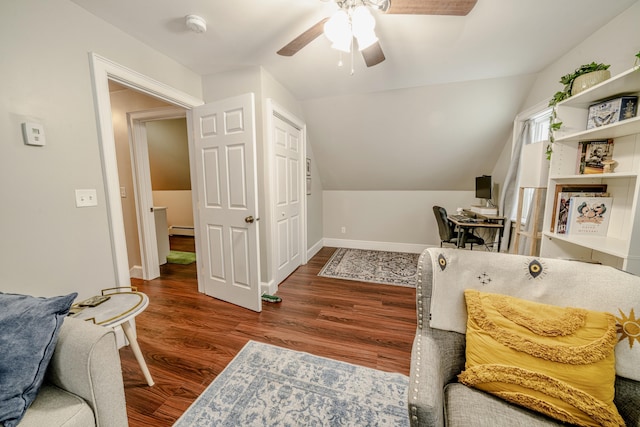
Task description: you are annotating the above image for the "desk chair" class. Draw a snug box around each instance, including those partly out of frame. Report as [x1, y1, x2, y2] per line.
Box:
[433, 206, 484, 250]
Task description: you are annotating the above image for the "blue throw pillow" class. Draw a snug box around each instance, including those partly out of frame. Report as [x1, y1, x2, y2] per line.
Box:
[0, 292, 77, 427]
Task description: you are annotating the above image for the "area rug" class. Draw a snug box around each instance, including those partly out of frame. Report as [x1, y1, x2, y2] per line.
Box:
[318, 248, 419, 287]
[166, 250, 196, 265]
[173, 341, 409, 427]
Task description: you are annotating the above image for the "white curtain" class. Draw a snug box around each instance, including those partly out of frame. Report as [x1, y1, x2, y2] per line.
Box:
[499, 120, 532, 252]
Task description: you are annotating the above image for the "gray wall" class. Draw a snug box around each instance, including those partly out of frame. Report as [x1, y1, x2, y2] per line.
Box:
[0, 0, 201, 299]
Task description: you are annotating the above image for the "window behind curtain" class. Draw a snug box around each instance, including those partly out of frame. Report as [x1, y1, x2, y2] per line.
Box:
[519, 108, 551, 223]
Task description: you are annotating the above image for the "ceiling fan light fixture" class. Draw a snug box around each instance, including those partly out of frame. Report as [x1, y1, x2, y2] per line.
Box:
[356, 31, 378, 50]
[324, 10, 350, 43]
[331, 38, 352, 53]
[351, 6, 376, 34]
[365, 0, 390, 12]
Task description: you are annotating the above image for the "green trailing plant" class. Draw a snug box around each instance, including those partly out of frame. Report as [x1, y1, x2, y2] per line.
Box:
[636, 50, 640, 67]
[548, 62, 611, 107]
[546, 62, 611, 159]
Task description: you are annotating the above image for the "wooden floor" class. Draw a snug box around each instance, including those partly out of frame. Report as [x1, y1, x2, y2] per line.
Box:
[122, 237, 417, 426]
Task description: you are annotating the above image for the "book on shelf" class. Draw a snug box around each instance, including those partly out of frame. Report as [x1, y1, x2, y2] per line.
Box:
[553, 191, 609, 235]
[550, 184, 608, 233]
[576, 139, 614, 174]
[566, 196, 613, 237]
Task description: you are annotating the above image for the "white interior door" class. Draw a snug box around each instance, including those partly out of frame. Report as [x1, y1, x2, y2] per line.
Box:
[273, 114, 303, 284]
[189, 93, 261, 312]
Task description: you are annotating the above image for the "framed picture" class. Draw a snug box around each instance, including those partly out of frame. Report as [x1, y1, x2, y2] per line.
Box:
[306, 177, 311, 195]
[306, 158, 311, 177]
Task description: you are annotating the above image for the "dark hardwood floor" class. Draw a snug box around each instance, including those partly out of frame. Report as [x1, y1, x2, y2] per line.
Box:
[121, 236, 417, 426]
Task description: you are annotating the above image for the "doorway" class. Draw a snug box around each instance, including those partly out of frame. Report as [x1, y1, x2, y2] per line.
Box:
[90, 54, 263, 312]
[127, 106, 192, 280]
[89, 53, 202, 289]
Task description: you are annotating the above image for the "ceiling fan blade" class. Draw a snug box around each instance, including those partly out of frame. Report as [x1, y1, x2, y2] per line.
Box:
[387, 0, 478, 16]
[361, 42, 386, 67]
[277, 18, 329, 56]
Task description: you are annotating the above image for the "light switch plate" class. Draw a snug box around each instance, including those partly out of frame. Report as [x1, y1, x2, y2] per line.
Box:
[75, 189, 98, 207]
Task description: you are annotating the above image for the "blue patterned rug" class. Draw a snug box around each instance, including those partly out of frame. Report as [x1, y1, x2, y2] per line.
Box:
[173, 341, 409, 426]
[318, 248, 419, 287]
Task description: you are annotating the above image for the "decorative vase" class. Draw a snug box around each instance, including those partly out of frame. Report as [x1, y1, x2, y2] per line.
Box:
[602, 160, 617, 173]
[571, 70, 611, 95]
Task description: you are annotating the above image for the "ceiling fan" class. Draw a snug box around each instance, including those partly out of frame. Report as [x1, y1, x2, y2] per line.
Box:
[277, 0, 478, 68]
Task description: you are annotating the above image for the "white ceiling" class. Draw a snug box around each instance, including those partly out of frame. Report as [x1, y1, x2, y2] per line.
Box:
[71, 0, 636, 101]
[71, 0, 638, 191]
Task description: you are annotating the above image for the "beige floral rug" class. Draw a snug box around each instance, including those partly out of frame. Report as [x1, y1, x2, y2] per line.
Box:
[318, 248, 419, 287]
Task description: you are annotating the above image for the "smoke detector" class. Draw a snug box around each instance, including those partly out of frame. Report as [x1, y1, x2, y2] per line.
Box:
[185, 15, 207, 33]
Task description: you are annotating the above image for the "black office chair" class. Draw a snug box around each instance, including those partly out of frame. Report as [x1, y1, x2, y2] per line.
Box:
[433, 206, 484, 250]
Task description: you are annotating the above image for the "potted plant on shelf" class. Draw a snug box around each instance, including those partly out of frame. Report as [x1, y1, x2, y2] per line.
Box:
[549, 62, 611, 107]
[546, 62, 611, 159]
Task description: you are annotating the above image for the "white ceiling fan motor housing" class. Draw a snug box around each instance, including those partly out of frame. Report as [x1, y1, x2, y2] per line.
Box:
[186, 15, 207, 33]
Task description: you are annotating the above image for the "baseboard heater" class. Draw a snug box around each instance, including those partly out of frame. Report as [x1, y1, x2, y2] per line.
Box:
[169, 225, 195, 236]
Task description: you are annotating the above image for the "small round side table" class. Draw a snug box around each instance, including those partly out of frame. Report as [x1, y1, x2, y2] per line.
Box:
[72, 287, 154, 386]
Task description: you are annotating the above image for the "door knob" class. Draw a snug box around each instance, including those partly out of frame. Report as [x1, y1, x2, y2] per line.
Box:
[245, 215, 259, 224]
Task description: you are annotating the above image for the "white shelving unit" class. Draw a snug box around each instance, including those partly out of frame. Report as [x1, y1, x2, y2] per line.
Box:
[540, 66, 640, 274]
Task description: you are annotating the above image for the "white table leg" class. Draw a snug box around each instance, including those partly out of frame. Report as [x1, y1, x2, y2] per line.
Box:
[121, 321, 154, 386]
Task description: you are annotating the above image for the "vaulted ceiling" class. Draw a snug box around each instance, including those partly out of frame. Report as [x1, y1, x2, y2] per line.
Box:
[71, 0, 638, 190]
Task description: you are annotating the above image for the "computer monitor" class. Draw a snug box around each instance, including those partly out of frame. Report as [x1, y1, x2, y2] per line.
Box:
[475, 175, 492, 200]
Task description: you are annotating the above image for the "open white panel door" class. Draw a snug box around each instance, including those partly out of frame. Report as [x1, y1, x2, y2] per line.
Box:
[189, 93, 261, 312]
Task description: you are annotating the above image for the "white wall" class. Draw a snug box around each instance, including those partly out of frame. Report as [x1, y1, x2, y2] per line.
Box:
[0, 0, 201, 299]
[323, 190, 476, 252]
[522, 2, 640, 114]
[152, 191, 194, 229]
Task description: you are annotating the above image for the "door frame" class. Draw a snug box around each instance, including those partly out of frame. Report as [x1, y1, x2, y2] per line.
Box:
[128, 107, 187, 280]
[89, 53, 203, 288]
[265, 99, 308, 292]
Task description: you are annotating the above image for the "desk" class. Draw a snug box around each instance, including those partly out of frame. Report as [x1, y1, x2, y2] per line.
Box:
[71, 287, 154, 386]
[448, 214, 506, 252]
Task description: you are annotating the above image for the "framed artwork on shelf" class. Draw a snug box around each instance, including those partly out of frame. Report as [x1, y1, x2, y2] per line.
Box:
[566, 196, 613, 236]
[306, 158, 311, 177]
[576, 139, 614, 174]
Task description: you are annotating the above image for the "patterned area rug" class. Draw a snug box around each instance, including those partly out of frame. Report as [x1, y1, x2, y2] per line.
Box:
[318, 248, 420, 287]
[173, 341, 409, 426]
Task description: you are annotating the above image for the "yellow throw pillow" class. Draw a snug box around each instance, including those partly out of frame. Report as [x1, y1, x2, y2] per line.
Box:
[458, 289, 624, 427]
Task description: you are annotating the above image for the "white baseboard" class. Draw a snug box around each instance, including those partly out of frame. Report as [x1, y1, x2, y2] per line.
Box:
[322, 238, 433, 254]
[169, 225, 195, 236]
[306, 239, 323, 261]
[130, 265, 143, 279]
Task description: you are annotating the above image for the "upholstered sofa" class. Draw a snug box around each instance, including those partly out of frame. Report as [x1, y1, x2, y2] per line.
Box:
[18, 317, 128, 426]
[408, 248, 640, 426]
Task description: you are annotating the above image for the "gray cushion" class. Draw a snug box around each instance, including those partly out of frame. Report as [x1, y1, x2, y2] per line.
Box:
[0, 292, 76, 427]
[444, 383, 565, 427]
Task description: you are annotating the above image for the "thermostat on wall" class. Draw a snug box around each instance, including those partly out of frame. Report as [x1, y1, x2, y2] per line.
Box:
[22, 122, 46, 146]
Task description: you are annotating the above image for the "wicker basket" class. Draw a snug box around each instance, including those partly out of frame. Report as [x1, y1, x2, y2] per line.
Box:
[571, 70, 611, 95]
